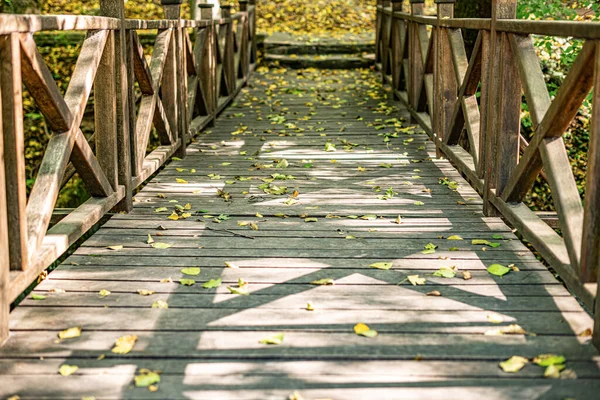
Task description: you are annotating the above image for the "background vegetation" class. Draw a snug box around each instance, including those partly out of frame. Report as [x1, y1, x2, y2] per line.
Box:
[0, 0, 597, 211]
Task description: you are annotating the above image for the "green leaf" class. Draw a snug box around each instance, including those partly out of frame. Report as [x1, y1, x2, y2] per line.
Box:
[227, 285, 249, 295]
[32, 293, 46, 300]
[414, 201, 424, 206]
[154, 207, 168, 213]
[407, 275, 426, 285]
[134, 371, 161, 387]
[544, 364, 566, 379]
[179, 279, 196, 286]
[499, 356, 529, 373]
[533, 354, 566, 367]
[447, 235, 463, 240]
[432, 268, 457, 278]
[304, 217, 318, 222]
[203, 278, 222, 288]
[310, 278, 335, 285]
[487, 264, 511, 276]
[324, 142, 336, 152]
[369, 262, 393, 270]
[379, 163, 393, 168]
[492, 234, 504, 240]
[360, 214, 377, 220]
[472, 239, 491, 245]
[489, 242, 501, 248]
[259, 332, 284, 345]
[152, 300, 169, 309]
[181, 267, 201, 276]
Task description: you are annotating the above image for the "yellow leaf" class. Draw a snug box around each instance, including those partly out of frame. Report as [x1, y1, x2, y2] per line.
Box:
[146, 234, 154, 244]
[151, 242, 172, 249]
[310, 278, 334, 285]
[259, 332, 284, 345]
[228, 285, 249, 295]
[462, 271, 472, 280]
[394, 215, 402, 224]
[353, 323, 378, 338]
[306, 301, 315, 311]
[407, 275, 426, 285]
[99, 289, 111, 298]
[137, 289, 155, 296]
[111, 334, 138, 354]
[58, 364, 79, 376]
[225, 262, 238, 268]
[369, 262, 392, 270]
[107, 245, 123, 251]
[447, 235, 463, 240]
[499, 356, 529, 373]
[152, 300, 169, 309]
[181, 267, 201, 276]
[175, 178, 188, 184]
[58, 326, 82, 339]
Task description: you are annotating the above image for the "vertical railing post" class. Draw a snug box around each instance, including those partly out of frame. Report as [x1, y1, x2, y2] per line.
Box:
[382, 0, 391, 79]
[376, 0, 383, 67]
[161, 0, 187, 159]
[221, 4, 235, 98]
[0, 70, 10, 344]
[482, 0, 519, 215]
[588, 46, 600, 348]
[238, 0, 250, 81]
[100, 0, 132, 212]
[199, 3, 216, 124]
[0, 33, 28, 271]
[434, 0, 457, 156]
[248, 0, 257, 68]
[390, 0, 403, 100]
[410, 0, 424, 110]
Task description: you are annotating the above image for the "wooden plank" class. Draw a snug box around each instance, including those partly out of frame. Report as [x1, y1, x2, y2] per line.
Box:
[0, 14, 120, 34]
[0, 33, 29, 271]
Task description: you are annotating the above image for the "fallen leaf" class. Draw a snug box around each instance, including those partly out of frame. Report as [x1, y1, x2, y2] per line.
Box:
[499, 356, 529, 373]
[487, 264, 511, 276]
[533, 354, 566, 367]
[180, 279, 196, 286]
[203, 278, 222, 288]
[225, 262, 238, 268]
[151, 242, 172, 249]
[369, 262, 393, 270]
[134, 370, 160, 387]
[146, 234, 154, 244]
[426, 290, 441, 296]
[58, 364, 79, 376]
[228, 286, 250, 295]
[152, 300, 169, 309]
[544, 364, 566, 379]
[111, 334, 138, 354]
[259, 332, 284, 345]
[107, 245, 123, 251]
[154, 207, 167, 212]
[414, 201, 424, 206]
[32, 294, 46, 300]
[472, 239, 491, 245]
[354, 323, 378, 338]
[407, 275, 426, 285]
[181, 267, 201, 276]
[304, 217, 318, 222]
[57, 326, 82, 340]
[462, 271, 472, 280]
[137, 289, 155, 296]
[306, 301, 315, 311]
[310, 278, 334, 285]
[175, 178, 188, 184]
[487, 314, 504, 324]
[394, 215, 402, 224]
[432, 267, 457, 278]
[99, 289, 111, 298]
[447, 235, 463, 240]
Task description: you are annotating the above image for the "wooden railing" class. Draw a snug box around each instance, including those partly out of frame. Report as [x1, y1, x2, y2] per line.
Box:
[0, 0, 257, 343]
[377, 0, 600, 347]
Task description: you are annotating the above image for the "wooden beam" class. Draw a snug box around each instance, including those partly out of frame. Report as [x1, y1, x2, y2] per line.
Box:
[581, 45, 600, 286]
[0, 34, 28, 271]
[0, 66, 9, 344]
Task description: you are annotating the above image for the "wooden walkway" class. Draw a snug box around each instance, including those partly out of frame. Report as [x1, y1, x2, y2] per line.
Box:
[1, 67, 599, 399]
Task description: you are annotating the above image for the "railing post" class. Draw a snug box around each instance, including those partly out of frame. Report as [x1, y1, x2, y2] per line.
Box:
[162, 0, 187, 159]
[582, 45, 600, 305]
[221, 4, 235, 98]
[199, 3, 217, 125]
[482, 0, 520, 215]
[238, 0, 250, 81]
[589, 45, 600, 348]
[0, 72, 10, 344]
[376, 0, 383, 67]
[381, 0, 391, 80]
[434, 0, 457, 156]
[100, 0, 132, 212]
[410, 0, 425, 110]
[248, 0, 257, 68]
[390, 0, 403, 100]
[0, 33, 28, 271]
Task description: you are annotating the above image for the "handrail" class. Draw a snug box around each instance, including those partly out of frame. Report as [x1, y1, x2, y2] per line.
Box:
[376, 0, 600, 349]
[0, 0, 258, 344]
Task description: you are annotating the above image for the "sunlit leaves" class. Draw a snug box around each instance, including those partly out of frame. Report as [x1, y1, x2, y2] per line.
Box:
[369, 262, 392, 270]
[58, 326, 82, 340]
[499, 356, 529, 373]
[152, 300, 169, 309]
[310, 278, 335, 285]
[259, 332, 284, 345]
[354, 323, 378, 338]
[179, 279, 196, 286]
[203, 278, 222, 289]
[181, 267, 201, 276]
[112, 335, 138, 354]
[487, 264, 511, 276]
[58, 364, 79, 376]
[134, 369, 161, 388]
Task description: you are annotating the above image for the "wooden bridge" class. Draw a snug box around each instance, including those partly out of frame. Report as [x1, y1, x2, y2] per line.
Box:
[1, 0, 600, 398]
